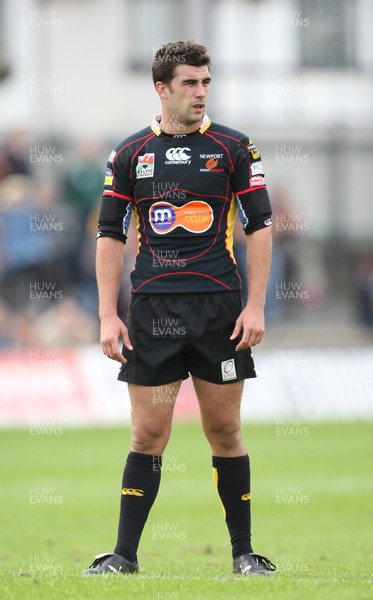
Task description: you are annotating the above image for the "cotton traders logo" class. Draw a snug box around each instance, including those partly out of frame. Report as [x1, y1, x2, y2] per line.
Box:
[149, 200, 213, 234]
[165, 147, 191, 165]
[136, 153, 155, 178]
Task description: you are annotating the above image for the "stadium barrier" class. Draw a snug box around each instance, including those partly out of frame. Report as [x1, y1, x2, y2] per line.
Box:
[0, 345, 372, 427]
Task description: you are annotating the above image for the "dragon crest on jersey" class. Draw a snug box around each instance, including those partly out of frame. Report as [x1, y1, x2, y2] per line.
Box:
[136, 153, 155, 178]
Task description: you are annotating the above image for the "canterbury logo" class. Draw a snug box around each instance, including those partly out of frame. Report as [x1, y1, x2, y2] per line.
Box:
[165, 147, 191, 161]
[121, 488, 144, 497]
[241, 493, 251, 501]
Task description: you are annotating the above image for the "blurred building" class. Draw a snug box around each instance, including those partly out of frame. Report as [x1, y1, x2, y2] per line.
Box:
[1, 0, 373, 331]
[0, 0, 372, 415]
[1, 0, 372, 241]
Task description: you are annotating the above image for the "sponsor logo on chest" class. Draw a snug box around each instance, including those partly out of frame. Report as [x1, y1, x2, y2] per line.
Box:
[199, 152, 224, 173]
[149, 200, 213, 234]
[165, 147, 191, 165]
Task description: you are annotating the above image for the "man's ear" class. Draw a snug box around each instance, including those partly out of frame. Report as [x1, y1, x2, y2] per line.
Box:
[155, 81, 169, 99]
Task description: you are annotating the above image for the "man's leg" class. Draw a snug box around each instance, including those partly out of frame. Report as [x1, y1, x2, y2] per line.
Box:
[114, 380, 182, 562]
[192, 376, 253, 557]
[192, 375, 275, 574]
[83, 380, 182, 575]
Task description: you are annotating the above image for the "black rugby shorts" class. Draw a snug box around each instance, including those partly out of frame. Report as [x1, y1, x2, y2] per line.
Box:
[118, 292, 256, 386]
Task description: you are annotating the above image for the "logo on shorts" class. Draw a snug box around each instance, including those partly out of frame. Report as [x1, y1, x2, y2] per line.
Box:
[149, 200, 213, 234]
[221, 358, 237, 381]
[241, 492, 251, 501]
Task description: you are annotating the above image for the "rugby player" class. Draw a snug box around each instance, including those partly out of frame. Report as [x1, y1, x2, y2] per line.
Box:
[83, 41, 275, 576]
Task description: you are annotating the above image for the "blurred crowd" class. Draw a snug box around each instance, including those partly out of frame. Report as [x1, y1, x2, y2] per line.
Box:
[0, 131, 104, 347]
[0, 130, 372, 349]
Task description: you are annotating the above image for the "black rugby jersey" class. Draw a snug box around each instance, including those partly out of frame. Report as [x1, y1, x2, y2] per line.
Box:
[98, 115, 272, 294]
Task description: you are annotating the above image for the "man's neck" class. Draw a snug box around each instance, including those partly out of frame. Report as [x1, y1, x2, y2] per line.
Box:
[158, 116, 202, 136]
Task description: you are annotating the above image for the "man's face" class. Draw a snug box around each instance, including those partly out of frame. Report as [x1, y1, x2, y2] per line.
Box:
[158, 64, 211, 130]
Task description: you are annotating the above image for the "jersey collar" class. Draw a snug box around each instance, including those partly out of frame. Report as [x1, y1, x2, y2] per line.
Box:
[151, 114, 211, 136]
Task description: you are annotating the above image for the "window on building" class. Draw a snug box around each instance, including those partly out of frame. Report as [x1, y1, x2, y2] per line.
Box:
[0, 0, 11, 80]
[126, 0, 186, 71]
[299, 0, 355, 68]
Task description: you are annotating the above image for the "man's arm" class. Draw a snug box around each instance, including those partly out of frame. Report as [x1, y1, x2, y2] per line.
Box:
[96, 237, 133, 362]
[230, 226, 272, 349]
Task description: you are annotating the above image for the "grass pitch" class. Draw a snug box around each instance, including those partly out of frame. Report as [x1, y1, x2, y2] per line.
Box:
[1, 421, 372, 599]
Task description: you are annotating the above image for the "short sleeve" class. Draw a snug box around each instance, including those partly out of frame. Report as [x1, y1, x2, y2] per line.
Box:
[97, 148, 134, 243]
[232, 137, 272, 234]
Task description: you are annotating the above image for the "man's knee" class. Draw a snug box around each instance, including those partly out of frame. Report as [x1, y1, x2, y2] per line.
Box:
[131, 422, 171, 454]
[204, 419, 242, 450]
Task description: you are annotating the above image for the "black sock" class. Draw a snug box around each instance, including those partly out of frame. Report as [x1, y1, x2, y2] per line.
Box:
[114, 451, 162, 562]
[212, 455, 253, 558]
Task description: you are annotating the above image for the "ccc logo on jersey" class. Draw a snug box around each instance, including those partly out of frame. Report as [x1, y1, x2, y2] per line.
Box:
[165, 147, 191, 164]
[149, 201, 214, 235]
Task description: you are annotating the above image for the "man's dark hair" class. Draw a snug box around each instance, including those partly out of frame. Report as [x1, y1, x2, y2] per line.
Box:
[152, 41, 211, 86]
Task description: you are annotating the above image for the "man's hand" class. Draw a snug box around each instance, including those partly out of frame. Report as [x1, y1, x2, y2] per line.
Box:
[230, 305, 265, 350]
[100, 315, 133, 363]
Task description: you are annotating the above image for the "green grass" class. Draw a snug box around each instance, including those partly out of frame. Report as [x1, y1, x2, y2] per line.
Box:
[1, 421, 372, 599]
